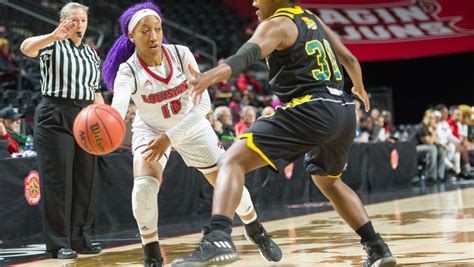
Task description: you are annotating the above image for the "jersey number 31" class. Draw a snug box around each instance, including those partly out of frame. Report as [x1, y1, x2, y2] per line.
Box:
[305, 39, 342, 81]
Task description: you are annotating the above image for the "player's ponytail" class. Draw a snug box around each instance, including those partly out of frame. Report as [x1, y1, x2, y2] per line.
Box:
[102, 1, 166, 91]
[102, 35, 135, 91]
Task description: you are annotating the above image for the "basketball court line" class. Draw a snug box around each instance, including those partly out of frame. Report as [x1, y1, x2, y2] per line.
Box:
[11, 187, 474, 266]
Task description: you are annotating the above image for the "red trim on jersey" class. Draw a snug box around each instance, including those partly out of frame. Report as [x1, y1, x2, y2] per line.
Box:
[137, 47, 173, 85]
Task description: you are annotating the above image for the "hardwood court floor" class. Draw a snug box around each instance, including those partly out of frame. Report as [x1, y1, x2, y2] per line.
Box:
[13, 187, 474, 266]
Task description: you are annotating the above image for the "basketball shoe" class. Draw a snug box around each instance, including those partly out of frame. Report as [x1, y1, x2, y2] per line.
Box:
[144, 241, 163, 267]
[362, 234, 396, 267]
[244, 221, 282, 262]
[171, 227, 239, 266]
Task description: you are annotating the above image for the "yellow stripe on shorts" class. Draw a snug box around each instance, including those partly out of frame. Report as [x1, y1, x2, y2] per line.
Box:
[239, 133, 278, 171]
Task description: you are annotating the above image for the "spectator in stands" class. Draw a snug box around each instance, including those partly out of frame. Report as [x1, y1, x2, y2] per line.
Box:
[382, 110, 396, 142]
[235, 105, 256, 136]
[435, 104, 461, 177]
[20, 2, 103, 259]
[271, 95, 283, 109]
[236, 70, 263, 93]
[354, 112, 372, 143]
[228, 91, 242, 114]
[370, 107, 380, 120]
[448, 107, 472, 178]
[261, 106, 275, 117]
[372, 113, 386, 142]
[0, 107, 30, 150]
[212, 89, 232, 108]
[206, 108, 223, 138]
[0, 108, 21, 155]
[415, 109, 446, 182]
[458, 105, 473, 177]
[0, 37, 19, 87]
[214, 106, 235, 142]
[242, 90, 264, 109]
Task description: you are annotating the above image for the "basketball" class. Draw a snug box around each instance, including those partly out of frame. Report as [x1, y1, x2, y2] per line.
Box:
[73, 104, 125, 155]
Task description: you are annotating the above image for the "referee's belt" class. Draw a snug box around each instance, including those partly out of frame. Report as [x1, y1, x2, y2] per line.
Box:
[43, 96, 93, 107]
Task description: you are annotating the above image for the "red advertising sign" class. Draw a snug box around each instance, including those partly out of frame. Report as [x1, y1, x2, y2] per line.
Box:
[300, 0, 474, 61]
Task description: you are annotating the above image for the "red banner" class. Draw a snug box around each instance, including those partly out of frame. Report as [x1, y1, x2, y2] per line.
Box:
[300, 0, 474, 61]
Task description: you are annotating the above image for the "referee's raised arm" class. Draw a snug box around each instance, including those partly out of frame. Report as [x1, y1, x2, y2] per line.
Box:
[20, 20, 75, 58]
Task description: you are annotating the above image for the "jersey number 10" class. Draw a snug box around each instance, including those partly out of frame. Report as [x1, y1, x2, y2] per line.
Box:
[161, 99, 182, 119]
[305, 39, 342, 81]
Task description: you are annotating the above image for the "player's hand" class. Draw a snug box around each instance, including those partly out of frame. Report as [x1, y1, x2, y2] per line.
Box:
[187, 64, 209, 104]
[352, 86, 370, 112]
[142, 134, 171, 162]
[51, 20, 76, 41]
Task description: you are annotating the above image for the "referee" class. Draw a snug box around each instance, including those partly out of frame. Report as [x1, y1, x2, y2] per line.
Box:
[20, 2, 103, 259]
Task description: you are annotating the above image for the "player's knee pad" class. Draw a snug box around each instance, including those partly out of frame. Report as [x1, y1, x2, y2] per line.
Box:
[235, 186, 254, 216]
[132, 176, 160, 234]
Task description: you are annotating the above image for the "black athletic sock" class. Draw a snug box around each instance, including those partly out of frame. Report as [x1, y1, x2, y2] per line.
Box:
[209, 215, 233, 233]
[356, 221, 377, 243]
[244, 219, 261, 237]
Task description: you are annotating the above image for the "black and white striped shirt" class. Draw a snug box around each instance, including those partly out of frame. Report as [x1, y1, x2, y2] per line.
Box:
[38, 39, 100, 101]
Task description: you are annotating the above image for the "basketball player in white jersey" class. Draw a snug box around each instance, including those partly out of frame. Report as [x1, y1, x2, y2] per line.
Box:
[101, 3, 281, 266]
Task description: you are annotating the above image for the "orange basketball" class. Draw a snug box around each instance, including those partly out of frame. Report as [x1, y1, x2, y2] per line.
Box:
[73, 104, 125, 155]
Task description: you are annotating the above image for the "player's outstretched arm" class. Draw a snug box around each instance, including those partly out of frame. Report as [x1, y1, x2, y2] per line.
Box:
[318, 18, 370, 111]
[188, 16, 295, 102]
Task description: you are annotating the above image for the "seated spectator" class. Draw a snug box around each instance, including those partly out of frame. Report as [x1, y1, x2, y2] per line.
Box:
[228, 91, 242, 115]
[205, 108, 223, 139]
[0, 37, 17, 69]
[458, 104, 473, 177]
[415, 109, 446, 182]
[448, 107, 473, 178]
[435, 104, 461, 176]
[261, 106, 275, 117]
[372, 113, 387, 142]
[235, 106, 256, 136]
[212, 90, 232, 108]
[236, 70, 263, 93]
[242, 90, 264, 109]
[0, 37, 18, 87]
[354, 113, 372, 143]
[0, 107, 30, 150]
[0, 108, 21, 155]
[271, 95, 283, 109]
[382, 110, 396, 142]
[214, 106, 235, 147]
[370, 108, 381, 122]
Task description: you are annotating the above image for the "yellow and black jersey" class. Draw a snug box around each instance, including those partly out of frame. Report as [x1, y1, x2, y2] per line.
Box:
[266, 6, 344, 103]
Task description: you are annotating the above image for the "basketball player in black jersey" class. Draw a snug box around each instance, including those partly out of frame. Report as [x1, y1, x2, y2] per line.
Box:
[172, 0, 396, 266]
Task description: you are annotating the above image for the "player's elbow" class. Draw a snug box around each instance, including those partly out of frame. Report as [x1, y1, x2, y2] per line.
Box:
[20, 42, 36, 58]
[339, 53, 358, 68]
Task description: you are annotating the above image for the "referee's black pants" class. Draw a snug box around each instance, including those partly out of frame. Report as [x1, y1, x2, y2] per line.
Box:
[34, 96, 97, 252]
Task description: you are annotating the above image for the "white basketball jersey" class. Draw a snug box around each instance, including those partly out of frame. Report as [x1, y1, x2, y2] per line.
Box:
[116, 44, 197, 132]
